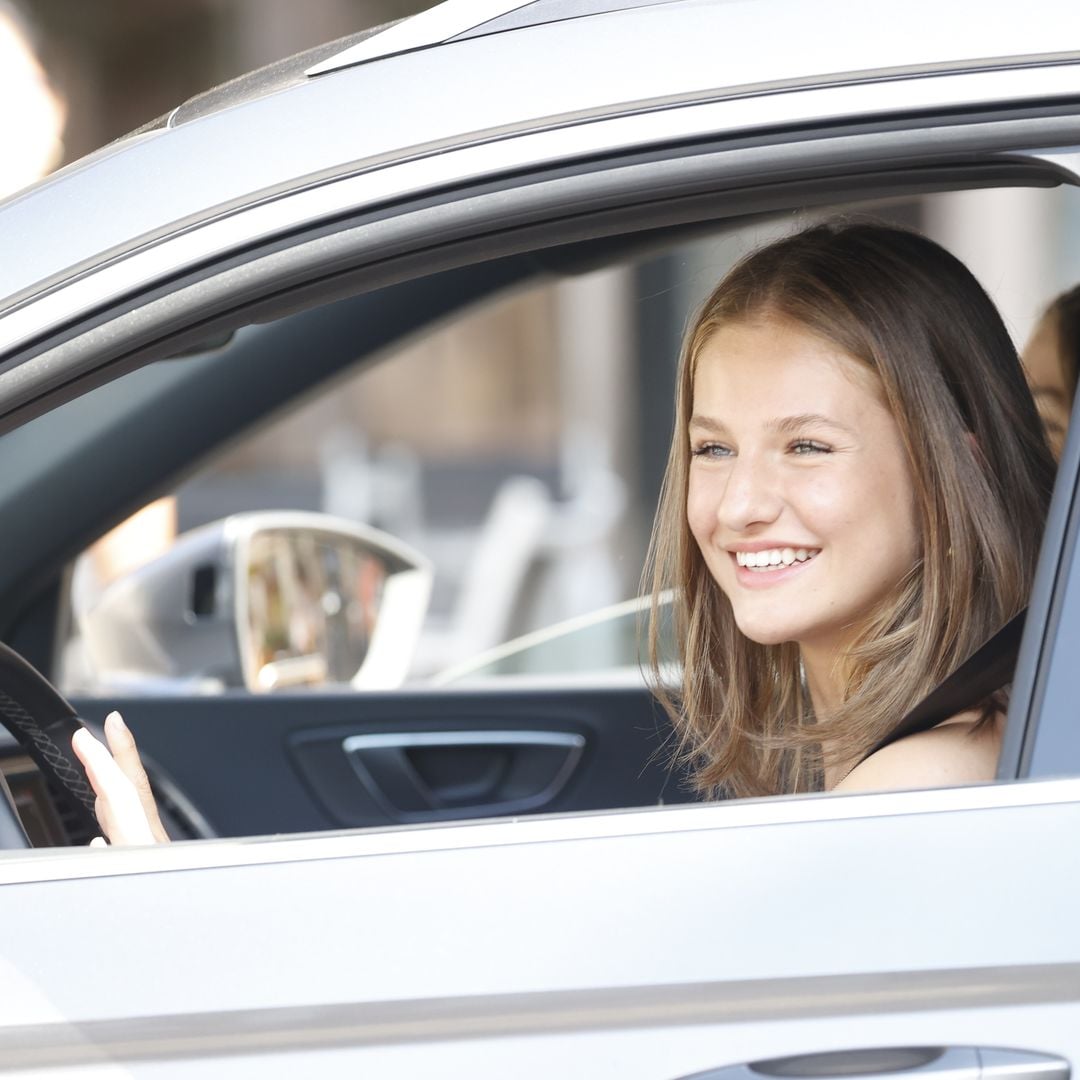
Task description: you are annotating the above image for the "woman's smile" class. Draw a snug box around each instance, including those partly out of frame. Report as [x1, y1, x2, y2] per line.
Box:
[730, 545, 821, 587]
[733, 546, 820, 569]
[686, 316, 920, 658]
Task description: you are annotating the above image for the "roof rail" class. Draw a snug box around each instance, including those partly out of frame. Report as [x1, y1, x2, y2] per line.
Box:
[306, 0, 536, 76]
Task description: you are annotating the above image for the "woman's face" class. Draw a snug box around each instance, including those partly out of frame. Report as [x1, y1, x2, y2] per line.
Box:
[686, 316, 920, 658]
[1022, 311, 1071, 460]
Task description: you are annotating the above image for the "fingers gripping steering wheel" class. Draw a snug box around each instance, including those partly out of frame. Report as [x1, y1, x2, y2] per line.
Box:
[0, 642, 98, 848]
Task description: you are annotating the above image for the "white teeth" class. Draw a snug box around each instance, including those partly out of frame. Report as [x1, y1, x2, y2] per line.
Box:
[736, 547, 819, 570]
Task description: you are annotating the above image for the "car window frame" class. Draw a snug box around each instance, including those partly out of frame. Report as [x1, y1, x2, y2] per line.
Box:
[1003, 376, 1080, 779]
[0, 88, 1078, 793]
[4, 64, 1080, 424]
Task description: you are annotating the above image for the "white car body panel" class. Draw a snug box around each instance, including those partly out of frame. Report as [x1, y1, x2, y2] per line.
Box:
[1, 0, 1079, 307]
[1, 780, 1080, 1073]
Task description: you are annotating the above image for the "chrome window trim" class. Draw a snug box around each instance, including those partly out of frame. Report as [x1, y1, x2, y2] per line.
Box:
[2, 63, 1079, 366]
[3, 774, 1080, 886]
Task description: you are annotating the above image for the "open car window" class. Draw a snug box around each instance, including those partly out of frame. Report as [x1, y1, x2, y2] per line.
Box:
[1, 124, 1079, 845]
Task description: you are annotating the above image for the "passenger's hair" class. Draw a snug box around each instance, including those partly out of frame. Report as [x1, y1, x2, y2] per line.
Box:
[1042, 282, 1080, 402]
[646, 218, 1057, 798]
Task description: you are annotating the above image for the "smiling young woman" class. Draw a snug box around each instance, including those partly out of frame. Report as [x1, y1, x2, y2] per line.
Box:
[648, 219, 1057, 799]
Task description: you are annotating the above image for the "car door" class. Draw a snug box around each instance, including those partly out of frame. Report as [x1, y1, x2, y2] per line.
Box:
[3, 25, 1080, 841]
[2, 774, 1080, 1076]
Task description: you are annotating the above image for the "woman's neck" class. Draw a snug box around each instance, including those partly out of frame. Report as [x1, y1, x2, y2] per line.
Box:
[800, 645, 853, 790]
[800, 645, 843, 718]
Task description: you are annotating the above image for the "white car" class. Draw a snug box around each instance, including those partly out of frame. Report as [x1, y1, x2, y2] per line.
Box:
[0, 0, 1079, 1075]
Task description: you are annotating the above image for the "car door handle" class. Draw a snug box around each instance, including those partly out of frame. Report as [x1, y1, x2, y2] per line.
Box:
[675, 1048, 1068, 1080]
[342, 730, 585, 821]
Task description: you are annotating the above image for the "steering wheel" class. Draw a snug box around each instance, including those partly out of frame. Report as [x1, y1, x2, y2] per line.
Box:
[0, 641, 99, 848]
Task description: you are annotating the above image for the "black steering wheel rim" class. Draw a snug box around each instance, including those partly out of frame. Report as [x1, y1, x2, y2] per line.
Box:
[0, 641, 99, 847]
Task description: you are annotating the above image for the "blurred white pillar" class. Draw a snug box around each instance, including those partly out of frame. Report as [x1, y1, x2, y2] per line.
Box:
[923, 187, 1061, 349]
[555, 268, 634, 480]
[545, 268, 635, 622]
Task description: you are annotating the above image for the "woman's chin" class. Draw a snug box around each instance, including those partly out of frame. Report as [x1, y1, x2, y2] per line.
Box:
[731, 618, 799, 647]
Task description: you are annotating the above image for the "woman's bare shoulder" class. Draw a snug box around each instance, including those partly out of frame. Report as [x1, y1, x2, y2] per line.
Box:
[833, 711, 1003, 794]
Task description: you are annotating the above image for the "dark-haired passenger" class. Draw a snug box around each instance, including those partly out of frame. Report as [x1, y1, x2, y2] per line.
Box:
[1022, 283, 1080, 459]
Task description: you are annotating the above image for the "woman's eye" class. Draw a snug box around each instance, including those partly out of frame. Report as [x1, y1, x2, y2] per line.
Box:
[691, 443, 732, 459]
[791, 439, 831, 455]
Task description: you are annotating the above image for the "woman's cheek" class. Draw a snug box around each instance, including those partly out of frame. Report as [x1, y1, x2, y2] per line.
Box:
[685, 474, 715, 546]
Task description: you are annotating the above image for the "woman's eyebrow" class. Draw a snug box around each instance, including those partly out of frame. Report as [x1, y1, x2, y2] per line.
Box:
[770, 413, 855, 435]
[689, 413, 857, 436]
[688, 415, 728, 434]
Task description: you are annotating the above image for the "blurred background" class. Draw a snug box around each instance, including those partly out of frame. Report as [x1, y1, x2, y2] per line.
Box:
[5, 0, 1080, 689]
[6, 1, 427, 162]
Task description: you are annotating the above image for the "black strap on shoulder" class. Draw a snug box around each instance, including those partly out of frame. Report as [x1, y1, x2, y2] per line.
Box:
[860, 608, 1027, 763]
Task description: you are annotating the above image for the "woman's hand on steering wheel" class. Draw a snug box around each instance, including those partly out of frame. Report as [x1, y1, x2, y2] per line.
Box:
[71, 712, 170, 846]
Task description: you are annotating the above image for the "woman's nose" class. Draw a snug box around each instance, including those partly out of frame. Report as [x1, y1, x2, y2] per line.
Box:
[716, 454, 784, 532]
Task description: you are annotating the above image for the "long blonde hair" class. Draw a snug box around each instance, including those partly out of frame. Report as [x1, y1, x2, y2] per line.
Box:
[647, 220, 1056, 798]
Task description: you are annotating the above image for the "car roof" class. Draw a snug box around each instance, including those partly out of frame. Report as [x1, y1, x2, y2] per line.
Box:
[0, 0, 1076, 307]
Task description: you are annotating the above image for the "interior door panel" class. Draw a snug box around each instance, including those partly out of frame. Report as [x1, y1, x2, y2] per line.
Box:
[70, 685, 695, 837]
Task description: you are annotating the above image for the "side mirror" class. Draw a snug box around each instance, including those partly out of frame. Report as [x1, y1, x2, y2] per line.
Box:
[76, 512, 432, 694]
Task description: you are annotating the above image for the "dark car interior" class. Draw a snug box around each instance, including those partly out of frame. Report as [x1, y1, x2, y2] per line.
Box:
[0, 225, 721, 846]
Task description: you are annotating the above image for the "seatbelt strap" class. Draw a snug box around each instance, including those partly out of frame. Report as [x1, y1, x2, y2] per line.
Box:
[861, 608, 1027, 761]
